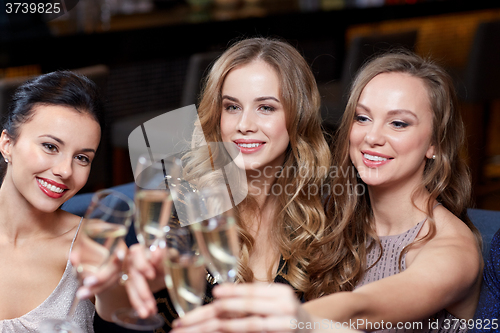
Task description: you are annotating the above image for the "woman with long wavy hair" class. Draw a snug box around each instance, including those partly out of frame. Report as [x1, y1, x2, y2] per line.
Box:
[99, 37, 333, 332]
[170, 51, 482, 333]
[183, 36, 331, 289]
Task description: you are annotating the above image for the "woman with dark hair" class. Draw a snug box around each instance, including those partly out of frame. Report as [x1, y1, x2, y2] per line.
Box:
[170, 51, 482, 333]
[0, 71, 119, 332]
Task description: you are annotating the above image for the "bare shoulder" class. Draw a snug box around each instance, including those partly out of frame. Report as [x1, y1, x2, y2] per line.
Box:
[413, 204, 482, 280]
[431, 205, 479, 249]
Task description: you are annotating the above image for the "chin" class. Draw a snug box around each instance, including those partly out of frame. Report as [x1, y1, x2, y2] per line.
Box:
[35, 193, 72, 213]
[232, 160, 247, 170]
[34, 202, 62, 214]
[362, 177, 397, 188]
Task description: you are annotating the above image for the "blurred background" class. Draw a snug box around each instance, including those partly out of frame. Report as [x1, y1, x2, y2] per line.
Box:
[1, 0, 499, 210]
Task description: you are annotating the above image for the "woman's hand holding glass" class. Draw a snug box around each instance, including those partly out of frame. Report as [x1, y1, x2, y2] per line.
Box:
[170, 283, 321, 333]
[112, 154, 182, 329]
[123, 241, 167, 319]
[40, 189, 134, 333]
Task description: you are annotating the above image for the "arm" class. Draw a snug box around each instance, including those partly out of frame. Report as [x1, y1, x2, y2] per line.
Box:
[70, 240, 132, 322]
[303, 216, 481, 329]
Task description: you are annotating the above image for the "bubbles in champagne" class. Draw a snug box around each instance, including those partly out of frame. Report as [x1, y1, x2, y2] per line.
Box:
[135, 190, 171, 247]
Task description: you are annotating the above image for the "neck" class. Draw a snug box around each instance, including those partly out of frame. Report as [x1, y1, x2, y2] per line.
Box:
[367, 181, 431, 236]
[246, 167, 281, 208]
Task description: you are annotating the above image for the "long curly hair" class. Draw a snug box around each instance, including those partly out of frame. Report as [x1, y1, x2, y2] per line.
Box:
[182, 37, 331, 298]
[306, 50, 481, 299]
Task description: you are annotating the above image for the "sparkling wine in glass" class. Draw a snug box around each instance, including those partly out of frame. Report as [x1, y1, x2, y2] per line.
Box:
[134, 154, 182, 250]
[187, 186, 239, 284]
[163, 226, 206, 317]
[112, 154, 181, 329]
[39, 189, 134, 333]
[135, 188, 172, 249]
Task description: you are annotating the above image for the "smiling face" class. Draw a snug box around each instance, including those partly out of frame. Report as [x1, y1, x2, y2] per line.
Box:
[220, 60, 290, 173]
[349, 72, 435, 189]
[0, 105, 101, 213]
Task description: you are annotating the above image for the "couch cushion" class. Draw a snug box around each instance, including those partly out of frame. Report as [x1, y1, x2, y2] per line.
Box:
[468, 208, 500, 260]
[61, 182, 137, 246]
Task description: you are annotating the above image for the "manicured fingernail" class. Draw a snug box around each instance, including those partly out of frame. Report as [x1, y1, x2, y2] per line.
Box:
[138, 307, 148, 318]
[76, 288, 91, 300]
[83, 276, 98, 287]
[116, 249, 126, 261]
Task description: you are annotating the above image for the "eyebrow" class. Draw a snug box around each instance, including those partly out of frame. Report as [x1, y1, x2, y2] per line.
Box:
[222, 95, 281, 103]
[356, 104, 419, 120]
[40, 135, 96, 154]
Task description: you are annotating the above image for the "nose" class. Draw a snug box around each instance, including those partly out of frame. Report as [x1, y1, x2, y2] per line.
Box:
[236, 109, 258, 134]
[364, 122, 386, 147]
[52, 155, 73, 179]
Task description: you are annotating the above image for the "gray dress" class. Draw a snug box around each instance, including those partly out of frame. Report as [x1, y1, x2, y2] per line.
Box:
[0, 217, 95, 332]
[357, 219, 468, 333]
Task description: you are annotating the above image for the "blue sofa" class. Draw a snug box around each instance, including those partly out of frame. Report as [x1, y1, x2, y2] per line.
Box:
[62, 183, 138, 247]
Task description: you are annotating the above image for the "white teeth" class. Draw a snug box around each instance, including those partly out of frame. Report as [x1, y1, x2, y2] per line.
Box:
[37, 178, 64, 194]
[238, 143, 262, 148]
[364, 153, 388, 162]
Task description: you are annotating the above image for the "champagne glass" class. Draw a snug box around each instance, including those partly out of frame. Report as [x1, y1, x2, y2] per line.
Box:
[112, 154, 182, 329]
[163, 225, 206, 317]
[39, 189, 134, 333]
[134, 154, 183, 249]
[186, 186, 239, 284]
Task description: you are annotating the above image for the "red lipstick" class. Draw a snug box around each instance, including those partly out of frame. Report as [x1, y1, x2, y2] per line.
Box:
[36, 177, 68, 199]
[234, 139, 265, 154]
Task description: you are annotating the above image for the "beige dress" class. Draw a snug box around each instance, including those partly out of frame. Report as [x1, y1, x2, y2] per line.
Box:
[357, 218, 468, 333]
[0, 217, 95, 332]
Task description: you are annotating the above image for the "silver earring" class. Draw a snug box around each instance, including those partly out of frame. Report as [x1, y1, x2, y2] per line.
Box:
[432, 155, 436, 160]
[4, 158, 8, 163]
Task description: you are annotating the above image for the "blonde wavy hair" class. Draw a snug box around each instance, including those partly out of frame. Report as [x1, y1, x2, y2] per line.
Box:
[306, 50, 481, 299]
[182, 37, 331, 298]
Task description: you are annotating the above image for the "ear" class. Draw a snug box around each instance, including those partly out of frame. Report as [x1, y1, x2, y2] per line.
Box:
[0, 130, 13, 161]
[425, 144, 435, 160]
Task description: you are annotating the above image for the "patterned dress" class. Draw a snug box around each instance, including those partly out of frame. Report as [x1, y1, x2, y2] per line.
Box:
[357, 218, 468, 333]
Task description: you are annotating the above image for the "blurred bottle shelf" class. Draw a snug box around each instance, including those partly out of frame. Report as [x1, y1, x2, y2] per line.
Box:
[29, 0, 500, 36]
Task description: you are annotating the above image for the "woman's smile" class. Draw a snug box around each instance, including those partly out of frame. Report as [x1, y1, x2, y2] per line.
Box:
[36, 177, 68, 198]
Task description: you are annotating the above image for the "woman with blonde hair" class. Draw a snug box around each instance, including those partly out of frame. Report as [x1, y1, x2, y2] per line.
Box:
[171, 51, 482, 333]
[77, 37, 333, 332]
[182, 36, 331, 289]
